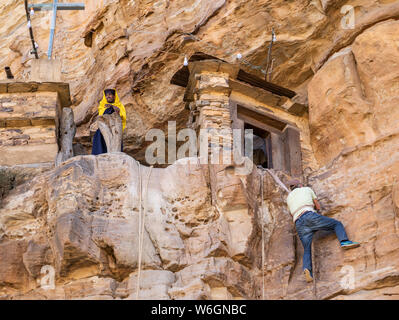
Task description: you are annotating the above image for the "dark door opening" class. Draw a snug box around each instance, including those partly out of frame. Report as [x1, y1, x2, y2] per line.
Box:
[244, 123, 272, 169]
[230, 101, 303, 177]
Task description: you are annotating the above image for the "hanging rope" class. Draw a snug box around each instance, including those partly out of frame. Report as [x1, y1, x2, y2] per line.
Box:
[258, 168, 291, 299]
[311, 242, 316, 296]
[135, 162, 142, 299]
[135, 162, 153, 300]
[262, 169, 317, 293]
[265, 28, 276, 81]
[265, 169, 290, 193]
[260, 171, 265, 300]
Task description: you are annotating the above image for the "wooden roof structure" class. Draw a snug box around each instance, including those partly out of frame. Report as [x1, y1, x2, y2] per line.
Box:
[170, 52, 296, 99]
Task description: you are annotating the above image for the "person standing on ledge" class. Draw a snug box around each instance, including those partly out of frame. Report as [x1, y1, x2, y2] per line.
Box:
[92, 88, 126, 155]
[286, 179, 360, 283]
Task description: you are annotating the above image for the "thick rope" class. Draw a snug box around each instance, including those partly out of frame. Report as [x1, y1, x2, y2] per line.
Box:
[259, 168, 290, 299]
[312, 241, 317, 297]
[136, 162, 142, 299]
[136, 163, 153, 300]
[260, 172, 265, 300]
[265, 169, 317, 293]
[265, 169, 290, 193]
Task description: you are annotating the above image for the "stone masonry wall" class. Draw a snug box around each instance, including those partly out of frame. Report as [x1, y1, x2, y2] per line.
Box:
[0, 92, 59, 166]
[194, 72, 233, 157]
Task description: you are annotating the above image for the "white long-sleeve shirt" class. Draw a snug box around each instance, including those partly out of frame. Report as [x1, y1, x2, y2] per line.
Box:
[286, 187, 317, 222]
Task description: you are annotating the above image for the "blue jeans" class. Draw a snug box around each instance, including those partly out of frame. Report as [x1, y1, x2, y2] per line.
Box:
[295, 211, 349, 275]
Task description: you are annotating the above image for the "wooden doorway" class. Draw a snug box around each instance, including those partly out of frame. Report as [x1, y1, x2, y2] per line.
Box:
[230, 101, 303, 177]
[244, 122, 272, 169]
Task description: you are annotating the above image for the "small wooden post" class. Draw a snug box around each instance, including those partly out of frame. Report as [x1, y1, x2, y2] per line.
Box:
[97, 113, 123, 153]
[55, 107, 76, 166]
[283, 126, 303, 177]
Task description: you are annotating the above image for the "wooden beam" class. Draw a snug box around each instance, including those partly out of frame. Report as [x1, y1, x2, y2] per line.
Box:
[283, 126, 303, 177]
[0, 81, 72, 108]
[170, 52, 297, 99]
[28, 3, 85, 11]
[237, 70, 296, 98]
[237, 104, 289, 131]
[237, 113, 283, 135]
[270, 132, 285, 171]
[0, 117, 55, 128]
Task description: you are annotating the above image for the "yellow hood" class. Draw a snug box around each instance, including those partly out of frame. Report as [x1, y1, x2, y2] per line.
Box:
[98, 89, 127, 130]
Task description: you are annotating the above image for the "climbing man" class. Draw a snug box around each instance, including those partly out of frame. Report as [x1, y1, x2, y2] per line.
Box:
[92, 88, 127, 155]
[286, 179, 360, 282]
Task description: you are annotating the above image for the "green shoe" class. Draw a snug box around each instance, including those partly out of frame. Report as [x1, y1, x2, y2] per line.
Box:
[340, 240, 360, 250]
[304, 268, 313, 283]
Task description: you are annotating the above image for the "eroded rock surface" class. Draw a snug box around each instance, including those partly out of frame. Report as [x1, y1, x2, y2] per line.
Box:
[2, 0, 399, 160]
[0, 0, 399, 300]
[0, 154, 282, 299]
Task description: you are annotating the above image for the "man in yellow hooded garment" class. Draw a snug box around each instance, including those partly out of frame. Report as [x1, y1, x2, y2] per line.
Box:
[92, 89, 127, 155]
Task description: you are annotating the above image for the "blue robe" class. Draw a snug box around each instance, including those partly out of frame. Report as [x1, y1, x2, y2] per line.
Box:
[91, 107, 123, 155]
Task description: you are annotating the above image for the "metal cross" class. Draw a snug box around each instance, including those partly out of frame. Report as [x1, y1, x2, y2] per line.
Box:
[28, 1, 85, 59]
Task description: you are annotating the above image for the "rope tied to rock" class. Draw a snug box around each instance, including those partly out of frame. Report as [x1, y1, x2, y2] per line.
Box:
[265, 169, 290, 193]
[135, 161, 153, 300]
[260, 171, 265, 300]
[258, 168, 290, 299]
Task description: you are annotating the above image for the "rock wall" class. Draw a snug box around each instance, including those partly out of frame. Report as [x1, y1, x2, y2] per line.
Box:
[0, 154, 279, 299]
[0, 91, 59, 166]
[0, 0, 398, 299]
[305, 18, 399, 300]
[1, 0, 396, 159]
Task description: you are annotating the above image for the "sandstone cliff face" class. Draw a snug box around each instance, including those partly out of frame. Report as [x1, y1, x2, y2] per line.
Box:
[0, 154, 279, 299]
[1, 0, 399, 299]
[2, 0, 397, 159]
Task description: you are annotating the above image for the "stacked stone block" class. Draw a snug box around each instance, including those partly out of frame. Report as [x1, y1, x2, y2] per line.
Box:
[192, 72, 233, 164]
[0, 91, 60, 166]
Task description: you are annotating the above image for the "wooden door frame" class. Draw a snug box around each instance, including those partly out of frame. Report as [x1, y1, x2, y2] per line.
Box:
[229, 99, 303, 177]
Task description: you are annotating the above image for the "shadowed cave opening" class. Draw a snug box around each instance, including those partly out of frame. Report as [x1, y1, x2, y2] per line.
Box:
[244, 123, 272, 169]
